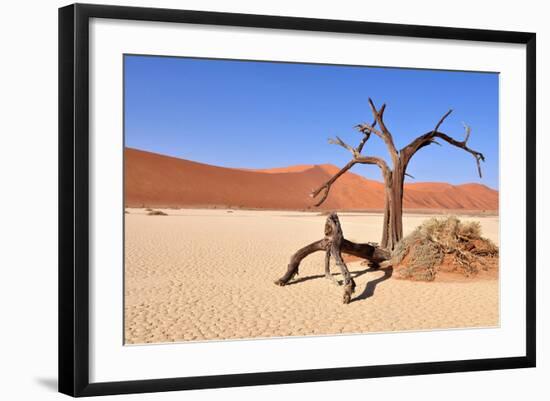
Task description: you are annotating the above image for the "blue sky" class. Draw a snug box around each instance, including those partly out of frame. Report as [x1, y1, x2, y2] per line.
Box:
[124, 55, 499, 189]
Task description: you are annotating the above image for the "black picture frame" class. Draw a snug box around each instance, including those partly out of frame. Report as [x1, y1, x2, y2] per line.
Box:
[59, 3, 536, 397]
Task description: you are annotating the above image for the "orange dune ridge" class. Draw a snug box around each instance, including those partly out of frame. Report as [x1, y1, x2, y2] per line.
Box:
[124, 148, 498, 211]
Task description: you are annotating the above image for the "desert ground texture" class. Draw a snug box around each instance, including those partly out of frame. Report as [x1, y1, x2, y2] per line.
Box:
[124, 209, 499, 344]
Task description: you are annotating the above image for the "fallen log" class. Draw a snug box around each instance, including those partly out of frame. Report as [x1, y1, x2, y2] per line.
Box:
[274, 212, 390, 303]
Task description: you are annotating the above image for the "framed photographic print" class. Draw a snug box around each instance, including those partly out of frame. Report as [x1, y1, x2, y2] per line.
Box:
[58, 3, 536, 397]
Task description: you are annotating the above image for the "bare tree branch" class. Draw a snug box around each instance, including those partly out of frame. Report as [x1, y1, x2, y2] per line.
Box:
[462, 122, 471, 143]
[354, 156, 391, 177]
[401, 109, 453, 160]
[433, 109, 453, 133]
[368, 98, 399, 165]
[329, 116, 378, 158]
[328, 136, 356, 156]
[356, 118, 377, 154]
[355, 101, 397, 160]
[356, 132, 371, 154]
[313, 111, 391, 207]
[401, 111, 485, 178]
[432, 129, 485, 178]
[356, 122, 384, 140]
[310, 160, 357, 206]
[310, 156, 391, 207]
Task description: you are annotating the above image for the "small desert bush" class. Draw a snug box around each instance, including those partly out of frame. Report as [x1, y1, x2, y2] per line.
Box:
[147, 210, 167, 216]
[391, 216, 498, 281]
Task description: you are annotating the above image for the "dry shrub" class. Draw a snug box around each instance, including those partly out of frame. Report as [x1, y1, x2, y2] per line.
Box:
[392, 216, 498, 281]
[147, 210, 167, 216]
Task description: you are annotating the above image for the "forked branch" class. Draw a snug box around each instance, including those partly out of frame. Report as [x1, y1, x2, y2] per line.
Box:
[433, 128, 485, 178]
[310, 115, 385, 207]
[354, 99, 399, 166]
[401, 110, 485, 177]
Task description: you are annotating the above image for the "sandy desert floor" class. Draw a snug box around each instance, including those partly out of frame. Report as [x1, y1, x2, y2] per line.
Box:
[124, 209, 499, 344]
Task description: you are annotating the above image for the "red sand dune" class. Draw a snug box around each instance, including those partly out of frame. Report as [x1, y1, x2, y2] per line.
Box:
[125, 148, 498, 211]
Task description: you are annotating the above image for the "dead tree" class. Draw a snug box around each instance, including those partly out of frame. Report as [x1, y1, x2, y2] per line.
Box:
[311, 99, 485, 250]
[275, 213, 389, 303]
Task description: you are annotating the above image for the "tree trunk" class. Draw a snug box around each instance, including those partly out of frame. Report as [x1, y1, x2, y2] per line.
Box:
[380, 186, 391, 249]
[380, 162, 405, 250]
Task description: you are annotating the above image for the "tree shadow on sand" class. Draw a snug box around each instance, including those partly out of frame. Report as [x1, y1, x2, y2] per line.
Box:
[351, 266, 393, 303]
[282, 264, 393, 303]
[283, 265, 377, 286]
